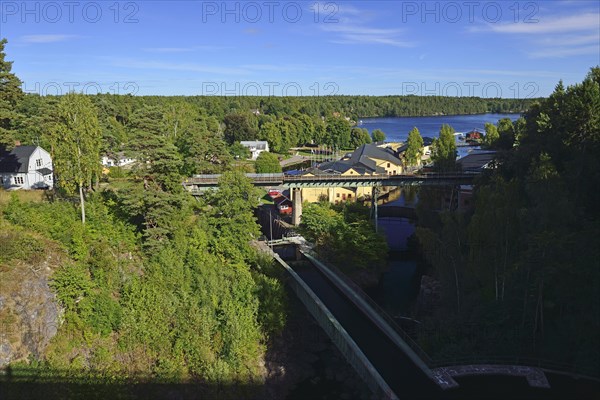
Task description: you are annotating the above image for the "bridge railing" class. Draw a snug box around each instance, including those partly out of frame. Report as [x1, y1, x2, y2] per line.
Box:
[299, 251, 600, 380]
[429, 355, 599, 378]
[300, 249, 435, 367]
[272, 254, 399, 399]
[184, 172, 476, 186]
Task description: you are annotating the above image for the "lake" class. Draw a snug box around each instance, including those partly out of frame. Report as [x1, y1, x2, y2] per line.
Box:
[359, 113, 521, 142]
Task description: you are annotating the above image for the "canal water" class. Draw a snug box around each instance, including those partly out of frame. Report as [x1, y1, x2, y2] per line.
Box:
[368, 188, 421, 317]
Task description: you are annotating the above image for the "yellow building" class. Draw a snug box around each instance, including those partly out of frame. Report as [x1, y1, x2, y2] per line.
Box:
[299, 144, 404, 204]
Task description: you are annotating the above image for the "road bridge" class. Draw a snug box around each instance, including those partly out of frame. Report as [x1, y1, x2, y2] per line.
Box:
[184, 172, 475, 225]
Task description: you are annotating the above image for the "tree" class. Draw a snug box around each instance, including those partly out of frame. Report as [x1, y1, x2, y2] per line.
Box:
[50, 93, 102, 224]
[223, 113, 257, 144]
[371, 129, 386, 143]
[325, 117, 351, 149]
[255, 151, 282, 173]
[496, 117, 516, 149]
[350, 127, 371, 148]
[0, 39, 24, 147]
[432, 124, 457, 172]
[404, 126, 424, 166]
[205, 171, 261, 262]
[484, 122, 499, 147]
[230, 141, 251, 159]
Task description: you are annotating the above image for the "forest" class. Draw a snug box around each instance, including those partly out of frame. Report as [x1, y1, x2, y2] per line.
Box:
[414, 68, 600, 376]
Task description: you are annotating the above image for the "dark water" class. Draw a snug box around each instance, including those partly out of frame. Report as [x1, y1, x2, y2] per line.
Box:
[359, 113, 520, 142]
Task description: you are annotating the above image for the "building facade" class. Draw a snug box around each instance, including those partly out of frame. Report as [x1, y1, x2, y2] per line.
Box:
[0, 145, 54, 190]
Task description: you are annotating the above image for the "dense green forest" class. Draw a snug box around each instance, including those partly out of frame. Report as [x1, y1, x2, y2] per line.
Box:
[415, 68, 600, 375]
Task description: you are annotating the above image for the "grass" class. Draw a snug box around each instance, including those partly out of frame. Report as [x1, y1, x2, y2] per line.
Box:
[0, 189, 47, 207]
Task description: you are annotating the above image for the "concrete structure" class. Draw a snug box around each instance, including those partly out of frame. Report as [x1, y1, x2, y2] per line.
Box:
[0, 145, 53, 190]
[240, 140, 269, 160]
[291, 188, 302, 226]
[261, 245, 400, 399]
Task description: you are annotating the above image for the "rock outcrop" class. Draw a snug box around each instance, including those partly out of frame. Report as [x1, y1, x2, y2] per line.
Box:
[0, 232, 63, 367]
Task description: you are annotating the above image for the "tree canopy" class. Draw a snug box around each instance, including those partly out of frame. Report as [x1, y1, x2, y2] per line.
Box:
[255, 151, 282, 173]
[431, 124, 457, 172]
[404, 126, 424, 166]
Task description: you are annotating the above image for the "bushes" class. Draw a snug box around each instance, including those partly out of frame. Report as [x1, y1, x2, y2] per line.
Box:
[300, 202, 388, 274]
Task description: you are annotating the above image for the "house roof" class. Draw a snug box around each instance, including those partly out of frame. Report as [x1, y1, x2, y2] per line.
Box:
[458, 152, 497, 172]
[0, 145, 39, 173]
[349, 144, 403, 166]
[240, 141, 268, 150]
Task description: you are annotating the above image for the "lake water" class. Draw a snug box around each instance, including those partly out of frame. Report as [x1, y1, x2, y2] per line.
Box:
[359, 113, 521, 142]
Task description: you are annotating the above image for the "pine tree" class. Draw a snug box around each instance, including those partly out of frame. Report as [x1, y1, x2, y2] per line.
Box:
[0, 38, 24, 147]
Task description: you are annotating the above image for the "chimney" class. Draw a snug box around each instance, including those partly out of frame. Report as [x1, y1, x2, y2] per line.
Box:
[14, 140, 21, 147]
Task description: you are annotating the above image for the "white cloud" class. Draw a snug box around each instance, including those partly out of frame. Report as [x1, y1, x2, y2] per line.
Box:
[488, 12, 599, 34]
[476, 12, 600, 60]
[322, 24, 415, 47]
[21, 34, 78, 43]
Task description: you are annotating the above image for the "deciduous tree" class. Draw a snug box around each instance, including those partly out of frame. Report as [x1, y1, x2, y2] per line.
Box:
[50, 93, 102, 224]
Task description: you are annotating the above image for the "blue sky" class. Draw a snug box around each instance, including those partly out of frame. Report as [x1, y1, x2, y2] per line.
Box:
[1, 0, 598, 97]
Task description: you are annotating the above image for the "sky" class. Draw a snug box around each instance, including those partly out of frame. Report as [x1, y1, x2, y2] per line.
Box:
[1, 0, 598, 97]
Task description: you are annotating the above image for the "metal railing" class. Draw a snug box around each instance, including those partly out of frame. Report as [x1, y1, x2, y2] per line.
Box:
[184, 172, 475, 187]
[272, 254, 399, 399]
[300, 250, 435, 367]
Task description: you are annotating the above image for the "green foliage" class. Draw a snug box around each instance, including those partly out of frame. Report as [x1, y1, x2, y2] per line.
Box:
[350, 127, 372, 148]
[325, 117, 351, 149]
[404, 126, 424, 166]
[300, 202, 388, 274]
[431, 124, 457, 172]
[415, 69, 600, 374]
[254, 151, 282, 173]
[51, 263, 93, 311]
[371, 129, 386, 143]
[49, 92, 102, 223]
[0, 39, 24, 147]
[229, 141, 251, 159]
[483, 122, 499, 146]
[223, 113, 257, 144]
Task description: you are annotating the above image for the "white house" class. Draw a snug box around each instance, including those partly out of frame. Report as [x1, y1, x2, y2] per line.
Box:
[0, 145, 54, 190]
[240, 141, 270, 160]
[101, 153, 136, 167]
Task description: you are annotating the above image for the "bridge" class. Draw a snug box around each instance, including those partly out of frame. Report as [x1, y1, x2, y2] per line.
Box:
[183, 172, 475, 192]
[184, 172, 475, 225]
[259, 239, 595, 399]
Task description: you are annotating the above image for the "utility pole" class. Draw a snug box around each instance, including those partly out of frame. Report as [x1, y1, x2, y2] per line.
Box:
[269, 209, 273, 250]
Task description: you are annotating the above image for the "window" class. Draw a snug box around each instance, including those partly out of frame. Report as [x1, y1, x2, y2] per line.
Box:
[36, 158, 42, 167]
[387, 163, 390, 168]
[14, 176, 24, 185]
[336, 193, 340, 198]
[348, 194, 352, 199]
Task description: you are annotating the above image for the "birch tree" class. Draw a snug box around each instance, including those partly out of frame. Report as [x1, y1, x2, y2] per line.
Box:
[50, 93, 101, 224]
